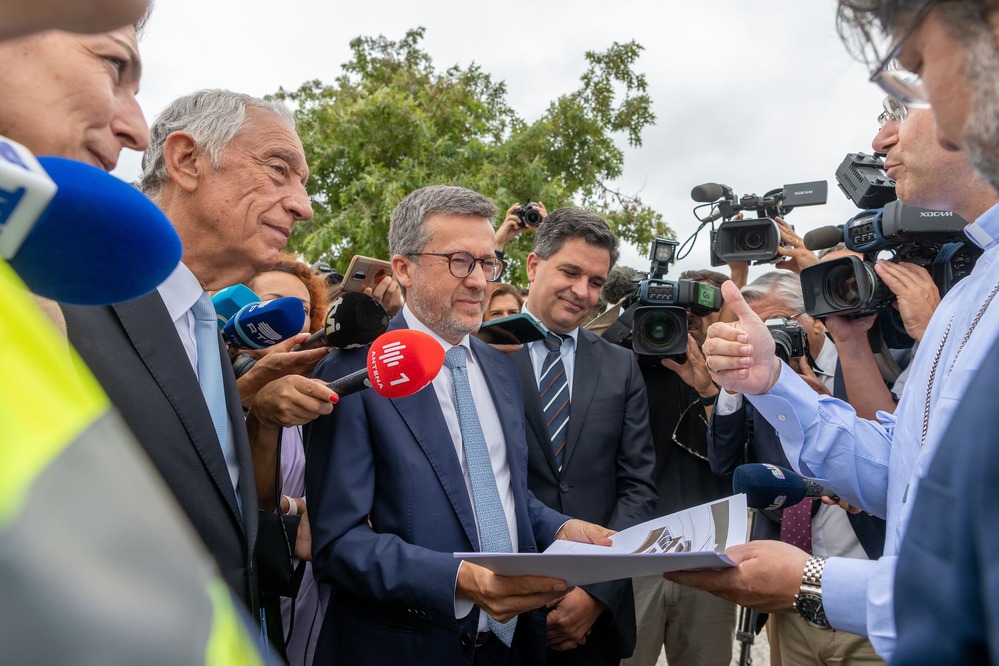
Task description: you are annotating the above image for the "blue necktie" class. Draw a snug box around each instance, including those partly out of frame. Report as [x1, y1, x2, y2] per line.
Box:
[539, 333, 570, 472]
[192, 292, 231, 462]
[444, 345, 516, 647]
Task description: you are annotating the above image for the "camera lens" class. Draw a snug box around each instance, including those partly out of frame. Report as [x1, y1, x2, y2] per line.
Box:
[823, 262, 878, 310]
[525, 209, 542, 226]
[770, 330, 792, 363]
[635, 308, 684, 354]
[738, 229, 767, 251]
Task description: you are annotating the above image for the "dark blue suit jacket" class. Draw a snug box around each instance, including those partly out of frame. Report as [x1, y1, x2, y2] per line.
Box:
[305, 314, 570, 665]
[894, 339, 999, 665]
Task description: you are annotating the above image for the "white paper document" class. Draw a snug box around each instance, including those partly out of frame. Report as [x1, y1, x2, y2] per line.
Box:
[455, 494, 747, 587]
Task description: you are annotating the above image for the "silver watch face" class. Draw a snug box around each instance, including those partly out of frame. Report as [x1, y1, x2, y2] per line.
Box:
[795, 593, 831, 629]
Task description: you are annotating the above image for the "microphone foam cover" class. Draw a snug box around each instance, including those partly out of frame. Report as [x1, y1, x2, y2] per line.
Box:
[691, 182, 726, 202]
[321, 291, 390, 348]
[733, 463, 808, 511]
[212, 284, 259, 329]
[803, 225, 846, 251]
[223, 296, 306, 349]
[10, 156, 182, 305]
[366, 329, 445, 399]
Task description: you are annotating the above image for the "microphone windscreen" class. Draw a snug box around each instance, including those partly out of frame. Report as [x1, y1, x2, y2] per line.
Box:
[318, 291, 389, 348]
[9, 156, 182, 305]
[212, 284, 259, 329]
[365, 329, 445, 399]
[733, 463, 808, 510]
[222, 296, 306, 350]
[691, 182, 727, 202]
[803, 225, 845, 251]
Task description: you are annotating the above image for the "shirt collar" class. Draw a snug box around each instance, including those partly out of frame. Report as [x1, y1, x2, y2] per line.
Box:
[401, 304, 474, 364]
[963, 201, 999, 249]
[157, 261, 205, 324]
[522, 304, 579, 347]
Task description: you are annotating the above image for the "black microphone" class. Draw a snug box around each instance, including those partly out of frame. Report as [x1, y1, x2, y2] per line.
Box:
[733, 463, 838, 511]
[803, 225, 845, 251]
[294, 291, 389, 351]
[691, 182, 731, 202]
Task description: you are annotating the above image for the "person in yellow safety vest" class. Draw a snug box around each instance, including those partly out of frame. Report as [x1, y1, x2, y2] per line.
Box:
[0, 258, 268, 664]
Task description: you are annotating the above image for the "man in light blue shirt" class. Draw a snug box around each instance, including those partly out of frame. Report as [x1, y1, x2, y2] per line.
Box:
[666, 100, 999, 661]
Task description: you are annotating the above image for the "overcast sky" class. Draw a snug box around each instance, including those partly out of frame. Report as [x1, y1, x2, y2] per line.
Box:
[120, 0, 889, 279]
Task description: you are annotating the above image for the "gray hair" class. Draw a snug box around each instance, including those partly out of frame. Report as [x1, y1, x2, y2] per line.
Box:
[389, 185, 498, 257]
[139, 89, 295, 198]
[679, 268, 728, 289]
[816, 242, 849, 259]
[530, 207, 619, 267]
[741, 271, 805, 314]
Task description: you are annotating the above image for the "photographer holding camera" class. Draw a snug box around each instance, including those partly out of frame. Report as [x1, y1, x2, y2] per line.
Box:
[707, 271, 886, 666]
[667, 96, 999, 660]
[493, 201, 548, 262]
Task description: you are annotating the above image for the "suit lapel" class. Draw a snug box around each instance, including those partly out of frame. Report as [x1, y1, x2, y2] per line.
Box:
[113, 293, 244, 529]
[513, 346, 559, 475]
[564, 329, 600, 470]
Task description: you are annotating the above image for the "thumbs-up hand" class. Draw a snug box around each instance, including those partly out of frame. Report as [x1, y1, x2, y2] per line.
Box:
[702, 281, 782, 395]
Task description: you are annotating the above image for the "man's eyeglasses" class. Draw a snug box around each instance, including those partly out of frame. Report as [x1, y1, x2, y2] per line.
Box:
[877, 95, 908, 128]
[868, 0, 939, 108]
[410, 251, 506, 282]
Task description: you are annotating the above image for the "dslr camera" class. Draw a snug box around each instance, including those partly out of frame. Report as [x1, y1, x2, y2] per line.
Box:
[514, 201, 543, 227]
[602, 238, 723, 357]
[800, 152, 980, 318]
[765, 318, 808, 363]
[690, 180, 828, 266]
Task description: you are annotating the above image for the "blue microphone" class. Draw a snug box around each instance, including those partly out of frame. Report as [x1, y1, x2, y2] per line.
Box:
[1, 137, 182, 305]
[211, 284, 259, 330]
[222, 297, 306, 350]
[733, 463, 843, 511]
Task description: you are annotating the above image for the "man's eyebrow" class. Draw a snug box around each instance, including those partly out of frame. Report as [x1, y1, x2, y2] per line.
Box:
[270, 147, 310, 183]
[110, 35, 143, 89]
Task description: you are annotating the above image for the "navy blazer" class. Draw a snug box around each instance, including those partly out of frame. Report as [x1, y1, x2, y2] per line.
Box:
[305, 314, 570, 665]
[513, 328, 657, 662]
[894, 339, 999, 664]
[62, 293, 259, 610]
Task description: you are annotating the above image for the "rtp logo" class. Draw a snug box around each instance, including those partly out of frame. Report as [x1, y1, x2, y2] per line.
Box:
[0, 135, 57, 259]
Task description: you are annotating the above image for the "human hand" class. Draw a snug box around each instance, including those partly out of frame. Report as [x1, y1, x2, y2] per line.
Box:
[456, 562, 568, 623]
[237, 333, 330, 407]
[293, 502, 312, 560]
[555, 519, 615, 546]
[874, 260, 941, 341]
[661, 335, 717, 397]
[494, 202, 546, 251]
[789, 356, 831, 396]
[774, 217, 818, 274]
[824, 313, 877, 344]
[248, 375, 336, 428]
[546, 588, 604, 650]
[702, 281, 781, 395]
[363, 274, 403, 317]
[820, 496, 862, 514]
[664, 540, 810, 613]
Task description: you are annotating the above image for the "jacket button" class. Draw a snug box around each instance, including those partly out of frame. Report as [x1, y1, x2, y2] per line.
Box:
[560, 482, 570, 493]
[460, 633, 473, 648]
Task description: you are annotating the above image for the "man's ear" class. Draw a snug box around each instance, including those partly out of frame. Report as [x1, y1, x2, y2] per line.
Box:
[391, 254, 414, 291]
[161, 132, 203, 193]
[525, 252, 540, 284]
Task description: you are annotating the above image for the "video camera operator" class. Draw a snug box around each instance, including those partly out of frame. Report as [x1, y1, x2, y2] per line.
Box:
[707, 271, 886, 666]
[666, 92, 999, 661]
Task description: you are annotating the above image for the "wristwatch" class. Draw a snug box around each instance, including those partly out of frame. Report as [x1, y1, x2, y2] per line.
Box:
[793, 556, 831, 629]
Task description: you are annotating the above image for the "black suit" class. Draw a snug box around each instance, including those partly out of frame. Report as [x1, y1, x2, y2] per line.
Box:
[63, 292, 260, 611]
[513, 327, 657, 664]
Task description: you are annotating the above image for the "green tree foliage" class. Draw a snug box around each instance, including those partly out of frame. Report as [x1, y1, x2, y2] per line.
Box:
[273, 27, 670, 287]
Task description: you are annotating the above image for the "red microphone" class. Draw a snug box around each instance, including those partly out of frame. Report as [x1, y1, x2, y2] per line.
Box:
[325, 329, 445, 399]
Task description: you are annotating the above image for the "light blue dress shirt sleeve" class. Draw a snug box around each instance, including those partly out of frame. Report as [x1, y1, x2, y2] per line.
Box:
[822, 554, 897, 661]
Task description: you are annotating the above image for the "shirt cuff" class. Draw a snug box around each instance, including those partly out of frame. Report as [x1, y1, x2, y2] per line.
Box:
[714, 388, 743, 415]
[454, 561, 475, 619]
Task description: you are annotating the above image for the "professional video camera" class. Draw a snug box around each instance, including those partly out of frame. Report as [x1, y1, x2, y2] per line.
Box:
[765, 318, 808, 363]
[514, 201, 543, 227]
[800, 152, 980, 318]
[601, 238, 723, 357]
[690, 180, 829, 266]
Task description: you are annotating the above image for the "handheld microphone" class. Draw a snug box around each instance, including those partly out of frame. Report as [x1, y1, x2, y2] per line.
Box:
[803, 225, 845, 251]
[326, 329, 444, 399]
[222, 297, 306, 350]
[1, 136, 182, 305]
[691, 182, 732, 203]
[294, 291, 389, 351]
[211, 284, 259, 330]
[732, 463, 838, 511]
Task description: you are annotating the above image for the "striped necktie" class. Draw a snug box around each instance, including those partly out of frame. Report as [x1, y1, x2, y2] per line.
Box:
[539, 332, 570, 472]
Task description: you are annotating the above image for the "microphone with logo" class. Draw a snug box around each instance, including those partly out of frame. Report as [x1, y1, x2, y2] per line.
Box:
[212, 284, 259, 329]
[222, 297, 307, 350]
[0, 135, 183, 305]
[325, 329, 444, 400]
[732, 463, 838, 511]
[293, 291, 389, 351]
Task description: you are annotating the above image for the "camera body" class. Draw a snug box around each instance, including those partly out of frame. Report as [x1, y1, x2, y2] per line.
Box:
[514, 201, 543, 227]
[765, 317, 808, 363]
[700, 180, 828, 266]
[600, 239, 722, 358]
[801, 200, 980, 317]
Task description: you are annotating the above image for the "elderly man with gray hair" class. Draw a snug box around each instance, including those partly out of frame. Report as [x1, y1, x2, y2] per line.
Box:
[62, 89, 314, 648]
